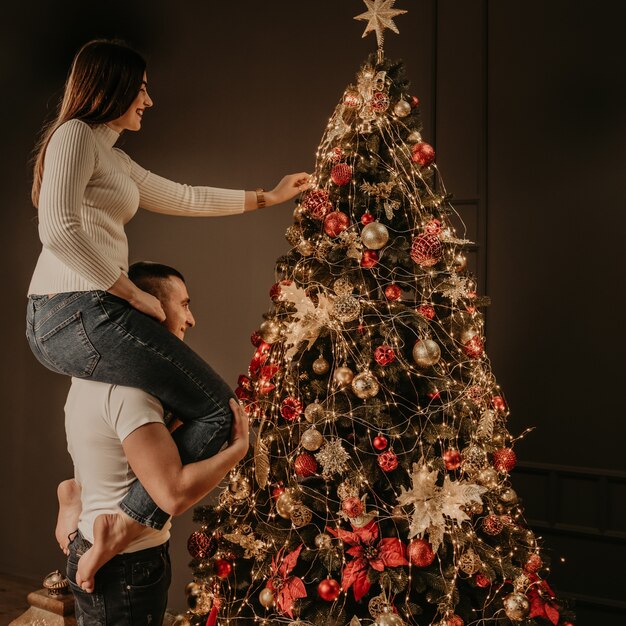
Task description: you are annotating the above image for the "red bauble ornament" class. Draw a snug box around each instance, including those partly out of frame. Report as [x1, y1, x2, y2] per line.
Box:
[324, 211, 350, 237]
[410, 95, 420, 108]
[250, 331, 263, 347]
[318, 578, 341, 601]
[372, 435, 388, 451]
[464, 335, 485, 359]
[524, 553, 543, 574]
[371, 91, 390, 112]
[361, 212, 375, 225]
[407, 538, 435, 567]
[493, 448, 517, 472]
[425, 218, 442, 235]
[416, 304, 435, 319]
[377, 449, 398, 471]
[187, 531, 217, 560]
[443, 615, 464, 626]
[330, 163, 352, 186]
[411, 142, 436, 167]
[272, 485, 285, 500]
[443, 449, 462, 471]
[475, 573, 491, 588]
[385, 284, 402, 301]
[294, 452, 318, 477]
[303, 189, 332, 220]
[374, 345, 395, 366]
[341, 496, 364, 518]
[269, 280, 292, 302]
[281, 396, 303, 421]
[482, 514, 504, 536]
[214, 558, 233, 578]
[330, 146, 344, 162]
[410, 233, 443, 267]
[361, 250, 379, 269]
[491, 395, 507, 412]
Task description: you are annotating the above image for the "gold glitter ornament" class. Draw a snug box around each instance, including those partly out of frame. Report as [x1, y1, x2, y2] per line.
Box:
[290, 503, 313, 528]
[334, 277, 354, 295]
[361, 221, 390, 250]
[334, 366, 354, 387]
[333, 294, 361, 322]
[500, 488, 519, 504]
[315, 533, 333, 550]
[503, 592, 531, 621]
[304, 401, 325, 424]
[259, 319, 281, 344]
[228, 474, 251, 500]
[352, 370, 380, 398]
[412, 339, 441, 367]
[301, 427, 324, 451]
[297, 239, 315, 256]
[376, 613, 404, 626]
[259, 587, 275, 608]
[393, 98, 411, 117]
[458, 549, 481, 575]
[276, 490, 296, 519]
[286, 225, 304, 247]
[476, 467, 499, 488]
[368, 593, 390, 618]
[312, 355, 330, 374]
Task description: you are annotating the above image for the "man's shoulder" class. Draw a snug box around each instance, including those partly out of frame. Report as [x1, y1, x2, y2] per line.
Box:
[69, 378, 161, 411]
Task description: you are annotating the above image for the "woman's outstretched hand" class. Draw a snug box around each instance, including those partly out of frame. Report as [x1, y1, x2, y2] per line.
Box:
[266, 172, 312, 206]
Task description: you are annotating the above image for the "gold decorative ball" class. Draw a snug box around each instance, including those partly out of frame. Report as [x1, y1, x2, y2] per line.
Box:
[312, 356, 330, 375]
[285, 225, 303, 246]
[276, 490, 296, 519]
[412, 339, 441, 367]
[297, 239, 315, 256]
[185, 581, 201, 597]
[293, 204, 306, 223]
[351, 371, 380, 399]
[458, 549, 481, 575]
[333, 294, 361, 322]
[333, 277, 353, 295]
[304, 402, 325, 424]
[376, 612, 405, 626]
[453, 253, 468, 272]
[408, 130, 422, 143]
[394, 99, 412, 117]
[259, 587, 275, 608]
[500, 488, 519, 504]
[259, 319, 281, 344]
[228, 474, 251, 500]
[301, 427, 324, 451]
[503, 592, 531, 621]
[314, 533, 332, 550]
[361, 222, 390, 250]
[334, 366, 354, 388]
[477, 467, 499, 488]
[290, 504, 313, 528]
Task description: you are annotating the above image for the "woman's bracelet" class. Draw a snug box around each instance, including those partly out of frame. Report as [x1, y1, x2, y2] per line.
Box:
[255, 188, 266, 209]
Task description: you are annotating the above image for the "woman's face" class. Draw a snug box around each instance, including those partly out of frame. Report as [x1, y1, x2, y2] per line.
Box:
[107, 72, 153, 133]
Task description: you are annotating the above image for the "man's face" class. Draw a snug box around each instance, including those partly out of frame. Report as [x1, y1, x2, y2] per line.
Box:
[160, 276, 195, 340]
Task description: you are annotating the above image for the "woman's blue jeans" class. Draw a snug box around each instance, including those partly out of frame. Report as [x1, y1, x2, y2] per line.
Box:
[26, 290, 235, 529]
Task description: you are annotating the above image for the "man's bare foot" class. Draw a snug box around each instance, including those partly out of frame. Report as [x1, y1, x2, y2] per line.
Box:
[56, 479, 82, 555]
[76, 512, 144, 593]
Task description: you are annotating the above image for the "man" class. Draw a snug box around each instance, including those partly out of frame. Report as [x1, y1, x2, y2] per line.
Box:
[56, 262, 249, 624]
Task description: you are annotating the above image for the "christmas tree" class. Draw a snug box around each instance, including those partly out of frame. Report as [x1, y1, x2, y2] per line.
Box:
[178, 3, 575, 625]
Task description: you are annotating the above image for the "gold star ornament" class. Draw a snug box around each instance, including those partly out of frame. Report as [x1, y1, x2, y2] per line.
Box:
[354, 0, 407, 49]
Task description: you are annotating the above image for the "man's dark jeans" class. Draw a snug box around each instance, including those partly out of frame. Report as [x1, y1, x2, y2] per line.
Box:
[67, 532, 171, 625]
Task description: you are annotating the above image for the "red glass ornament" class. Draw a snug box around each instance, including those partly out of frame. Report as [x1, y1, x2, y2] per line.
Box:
[410, 95, 420, 108]
[416, 304, 435, 320]
[407, 538, 435, 567]
[331, 163, 352, 186]
[271, 486, 285, 500]
[330, 146, 344, 162]
[361, 250, 379, 269]
[385, 284, 402, 301]
[482, 514, 504, 536]
[361, 212, 375, 225]
[372, 435, 388, 450]
[443, 615, 464, 626]
[493, 448, 517, 472]
[475, 573, 490, 588]
[294, 452, 318, 477]
[341, 496, 364, 518]
[187, 531, 217, 560]
[410, 233, 443, 267]
[464, 335, 485, 359]
[411, 142, 436, 167]
[303, 189, 332, 220]
[378, 449, 398, 471]
[524, 553, 543, 574]
[324, 211, 350, 237]
[425, 218, 442, 235]
[491, 395, 507, 412]
[318, 578, 341, 601]
[374, 345, 395, 366]
[214, 558, 232, 578]
[443, 449, 462, 471]
[281, 396, 303, 421]
[371, 91, 390, 112]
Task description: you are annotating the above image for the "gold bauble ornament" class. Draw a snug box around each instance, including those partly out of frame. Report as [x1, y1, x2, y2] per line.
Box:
[394, 98, 411, 117]
[453, 253, 468, 272]
[314, 533, 332, 550]
[297, 239, 315, 256]
[293, 204, 306, 223]
[351, 371, 380, 399]
[412, 339, 441, 367]
[304, 402, 325, 424]
[477, 467, 499, 488]
[259, 587, 275, 608]
[503, 592, 531, 621]
[312, 355, 330, 375]
[276, 490, 296, 519]
[228, 474, 251, 500]
[458, 549, 481, 575]
[290, 503, 313, 528]
[377, 613, 404, 626]
[259, 319, 281, 344]
[333, 277, 353, 295]
[334, 366, 354, 387]
[286, 225, 304, 247]
[361, 221, 390, 250]
[333, 294, 361, 322]
[301, 427, 324, 451]
[408, 130, 423, 142]
[500, 488, 519, 504]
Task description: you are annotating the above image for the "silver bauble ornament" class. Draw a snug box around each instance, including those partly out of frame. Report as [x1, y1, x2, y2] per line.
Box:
[304, 402, 325, 424]
[314, 533, 332, 550]
[393, 98, 411, 117]
[412, 339, 441, 367]
[301, 427, 324, 451]
[334, 366, 354, 387]
[276, 490, 296, 519]
[259, 319, 281, 344]
[259, 588, 275, 608]
[312, 356, 330, 375]
[361, 221, 390, 250]
[503, 592, 530, 621]
[351, 371, 380, 399]
[333, 294, 361, 322]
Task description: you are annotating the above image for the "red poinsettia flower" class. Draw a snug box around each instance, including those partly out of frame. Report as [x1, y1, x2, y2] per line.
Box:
[527, 574, 560, 625]
[249, 341, 271, 376]
[327, 520, 408, 601]
[266, 544, 307, 618]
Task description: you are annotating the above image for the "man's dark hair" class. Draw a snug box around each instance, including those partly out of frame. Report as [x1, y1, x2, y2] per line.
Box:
[128, 261, 185, 299]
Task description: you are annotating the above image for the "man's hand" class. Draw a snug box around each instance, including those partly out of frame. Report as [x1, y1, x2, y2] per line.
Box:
[228, 398, 250, 461]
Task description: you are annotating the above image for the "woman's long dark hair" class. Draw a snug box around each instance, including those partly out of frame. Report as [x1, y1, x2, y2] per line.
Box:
[31, 39, 146, 207]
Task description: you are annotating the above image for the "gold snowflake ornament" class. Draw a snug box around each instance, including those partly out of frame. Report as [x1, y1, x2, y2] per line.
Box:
[354, 0, 407, 49]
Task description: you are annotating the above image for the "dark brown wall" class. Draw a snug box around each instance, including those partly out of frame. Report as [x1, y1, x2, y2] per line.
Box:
[1, 1, 623, 620]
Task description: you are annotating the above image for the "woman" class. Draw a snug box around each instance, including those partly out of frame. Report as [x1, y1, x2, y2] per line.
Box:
[26, 38, 309, 589]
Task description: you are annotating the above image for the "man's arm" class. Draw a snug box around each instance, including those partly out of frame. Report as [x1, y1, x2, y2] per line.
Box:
[122, 399, 249, 516]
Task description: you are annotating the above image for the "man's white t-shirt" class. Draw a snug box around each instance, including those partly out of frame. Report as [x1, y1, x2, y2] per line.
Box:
[65, 378, 171, 552]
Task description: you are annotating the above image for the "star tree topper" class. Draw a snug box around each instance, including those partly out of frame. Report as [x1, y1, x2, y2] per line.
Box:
[354, 0, 407, 49]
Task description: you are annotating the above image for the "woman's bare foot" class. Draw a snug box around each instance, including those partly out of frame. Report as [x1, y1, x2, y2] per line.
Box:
[55, 479, 82, 555]
[76, 512, 144, 593]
